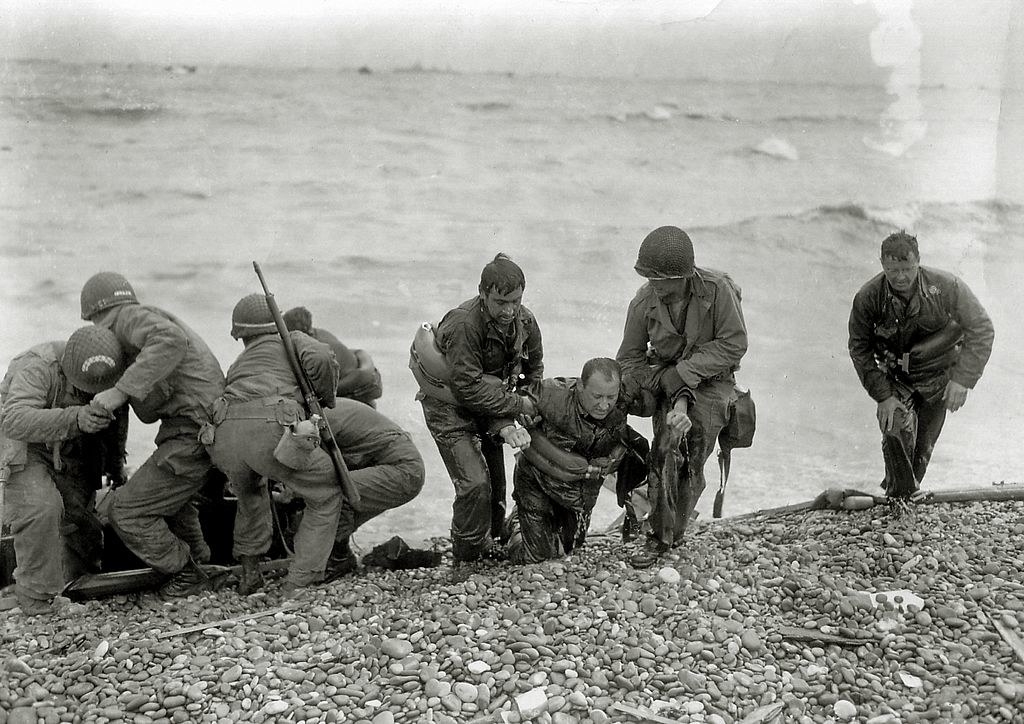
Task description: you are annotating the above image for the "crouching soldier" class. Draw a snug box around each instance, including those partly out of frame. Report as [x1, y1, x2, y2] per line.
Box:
[81, 272, 225, 596]
[0, 326, 128, 615]
[505, 358, 649, 564]
[282, 306, 384, 408]
[212, 295, 424, 596]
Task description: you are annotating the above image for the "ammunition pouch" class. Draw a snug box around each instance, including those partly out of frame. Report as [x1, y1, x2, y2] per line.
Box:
[718, 386, 756, 451]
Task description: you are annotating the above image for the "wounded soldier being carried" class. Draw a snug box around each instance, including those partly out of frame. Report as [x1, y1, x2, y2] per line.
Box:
[503, 357, 649, 564]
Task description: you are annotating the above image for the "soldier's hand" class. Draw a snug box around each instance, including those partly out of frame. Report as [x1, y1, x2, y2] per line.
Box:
[77, 405, 114, 433]
[666, 398, 692, 436]
[500, 425, 532, 451]
[943, 380, 969, 412]
[92, 387, 128, 413]
[876, 397, 905, 432]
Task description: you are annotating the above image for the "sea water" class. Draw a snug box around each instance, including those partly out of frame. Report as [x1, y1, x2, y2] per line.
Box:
[2, 59, 1022, 545]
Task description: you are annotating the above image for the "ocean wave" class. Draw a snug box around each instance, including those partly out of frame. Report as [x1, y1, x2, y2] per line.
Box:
[460, 101, 512, 112]
[747, 137, 800, 161]
[692, 199, 1019, 241]
[13, 97, 164, 122]
[771, 114, 867, 124]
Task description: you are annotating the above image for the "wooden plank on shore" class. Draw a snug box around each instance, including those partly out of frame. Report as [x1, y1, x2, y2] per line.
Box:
[993, 619, 1024, 664]
[776, 625, 866, 647]
[156, 603, 301, 638]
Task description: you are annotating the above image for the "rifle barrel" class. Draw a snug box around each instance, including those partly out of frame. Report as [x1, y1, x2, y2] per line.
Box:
[252, 262, 361, 510]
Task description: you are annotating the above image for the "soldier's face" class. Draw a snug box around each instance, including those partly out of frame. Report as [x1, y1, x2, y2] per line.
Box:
[481, 286, 523, 329]
[649, 277, 691, 303]
[579, 373, 620, 420]
[881, 254, 920, 295]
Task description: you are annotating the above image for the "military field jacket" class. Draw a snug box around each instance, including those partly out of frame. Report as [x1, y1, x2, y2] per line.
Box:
[616, 267, 748, 394]
[92, 304, 225, 426]
[435, 297, 544, 418]
[848, 265, 994, 402]
[223, 331, 339, 406]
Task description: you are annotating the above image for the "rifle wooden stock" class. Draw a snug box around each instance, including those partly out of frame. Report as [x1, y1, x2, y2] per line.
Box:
[252, 262, 361, 510]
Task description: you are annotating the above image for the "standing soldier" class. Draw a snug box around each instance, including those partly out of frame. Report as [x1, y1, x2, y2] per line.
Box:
[411, 254, 542, 575]
[212, 294, 424, 595]
[616, 226, 748, 568]
[0, 326, 128, 615]
[81, 272, 225, 596]
[848, 231, 994, 506]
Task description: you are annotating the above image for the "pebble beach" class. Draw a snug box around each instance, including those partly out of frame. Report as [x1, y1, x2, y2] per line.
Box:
[2, 499, 1023, 724]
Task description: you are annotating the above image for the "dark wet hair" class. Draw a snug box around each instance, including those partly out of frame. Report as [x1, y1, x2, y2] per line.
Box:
[282, 306, 313, 333]
[881, 231, 919, 261]
[581, 357, 621, 385]
[479, 253, 526, 295]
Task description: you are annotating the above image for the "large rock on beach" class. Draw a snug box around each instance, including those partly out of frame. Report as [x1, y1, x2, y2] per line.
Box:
[1, 500, 1022, 724]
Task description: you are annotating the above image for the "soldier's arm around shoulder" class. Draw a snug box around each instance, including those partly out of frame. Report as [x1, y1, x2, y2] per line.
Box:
[948, 274, 995, 388]
[1, 359, 80, 442]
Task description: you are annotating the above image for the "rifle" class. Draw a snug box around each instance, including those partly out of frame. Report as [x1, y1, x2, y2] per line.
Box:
[252, 262, 361, 510]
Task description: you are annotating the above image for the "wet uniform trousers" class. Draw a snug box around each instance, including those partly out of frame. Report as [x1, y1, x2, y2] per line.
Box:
[4, 446, 105, 600]
[506, 461, 602, 564]
[212, 398, 424, 586]
[648, 378, 735, 547]
[107, 418, 213, 574]
[419, 396, 508, 562]
[880, 381, 947, 496]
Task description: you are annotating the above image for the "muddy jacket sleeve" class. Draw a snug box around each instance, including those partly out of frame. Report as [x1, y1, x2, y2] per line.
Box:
[292, 331, 340, 408]
[673, 282, 748, 389]
[447, 321, 526, 418]
[108, 305, 189, 400]
[848, 285, 892, 402]
[947, 277, 994, 389]
[0, 361, 81, 442]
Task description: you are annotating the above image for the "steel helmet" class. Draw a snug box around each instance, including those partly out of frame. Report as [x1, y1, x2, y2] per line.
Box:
[60, 326, 126, 394]
[634, 226, 695, 279]
[231, 294, 276, 340]
[81, 272, 138, 320]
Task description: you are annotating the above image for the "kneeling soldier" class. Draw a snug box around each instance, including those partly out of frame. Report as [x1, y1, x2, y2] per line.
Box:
[212, 295, 424, 595]
[1, 326, 128, 615]
[505, 358, 648, 564]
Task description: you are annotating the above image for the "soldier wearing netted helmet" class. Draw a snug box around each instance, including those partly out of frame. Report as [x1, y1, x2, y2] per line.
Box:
[0, 326, 128, 615]
[616, 226, 748, 567]
[80, 272, 226, 597]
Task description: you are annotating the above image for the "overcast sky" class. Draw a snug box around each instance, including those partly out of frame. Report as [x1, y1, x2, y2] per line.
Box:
[1, 0, 1020, 88]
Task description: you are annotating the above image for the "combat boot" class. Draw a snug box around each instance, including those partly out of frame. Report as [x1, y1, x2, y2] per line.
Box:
[161, 557, 211, 597]
[238, 555, 264, 596]
[323, 538, 358, 584]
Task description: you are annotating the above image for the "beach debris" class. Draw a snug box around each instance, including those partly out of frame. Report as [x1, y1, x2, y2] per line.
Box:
[898, 670, 923, 688]
[993, 618, 1024, 664]
[833, 699, 858, 720]
[156, 602, 300, 638]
